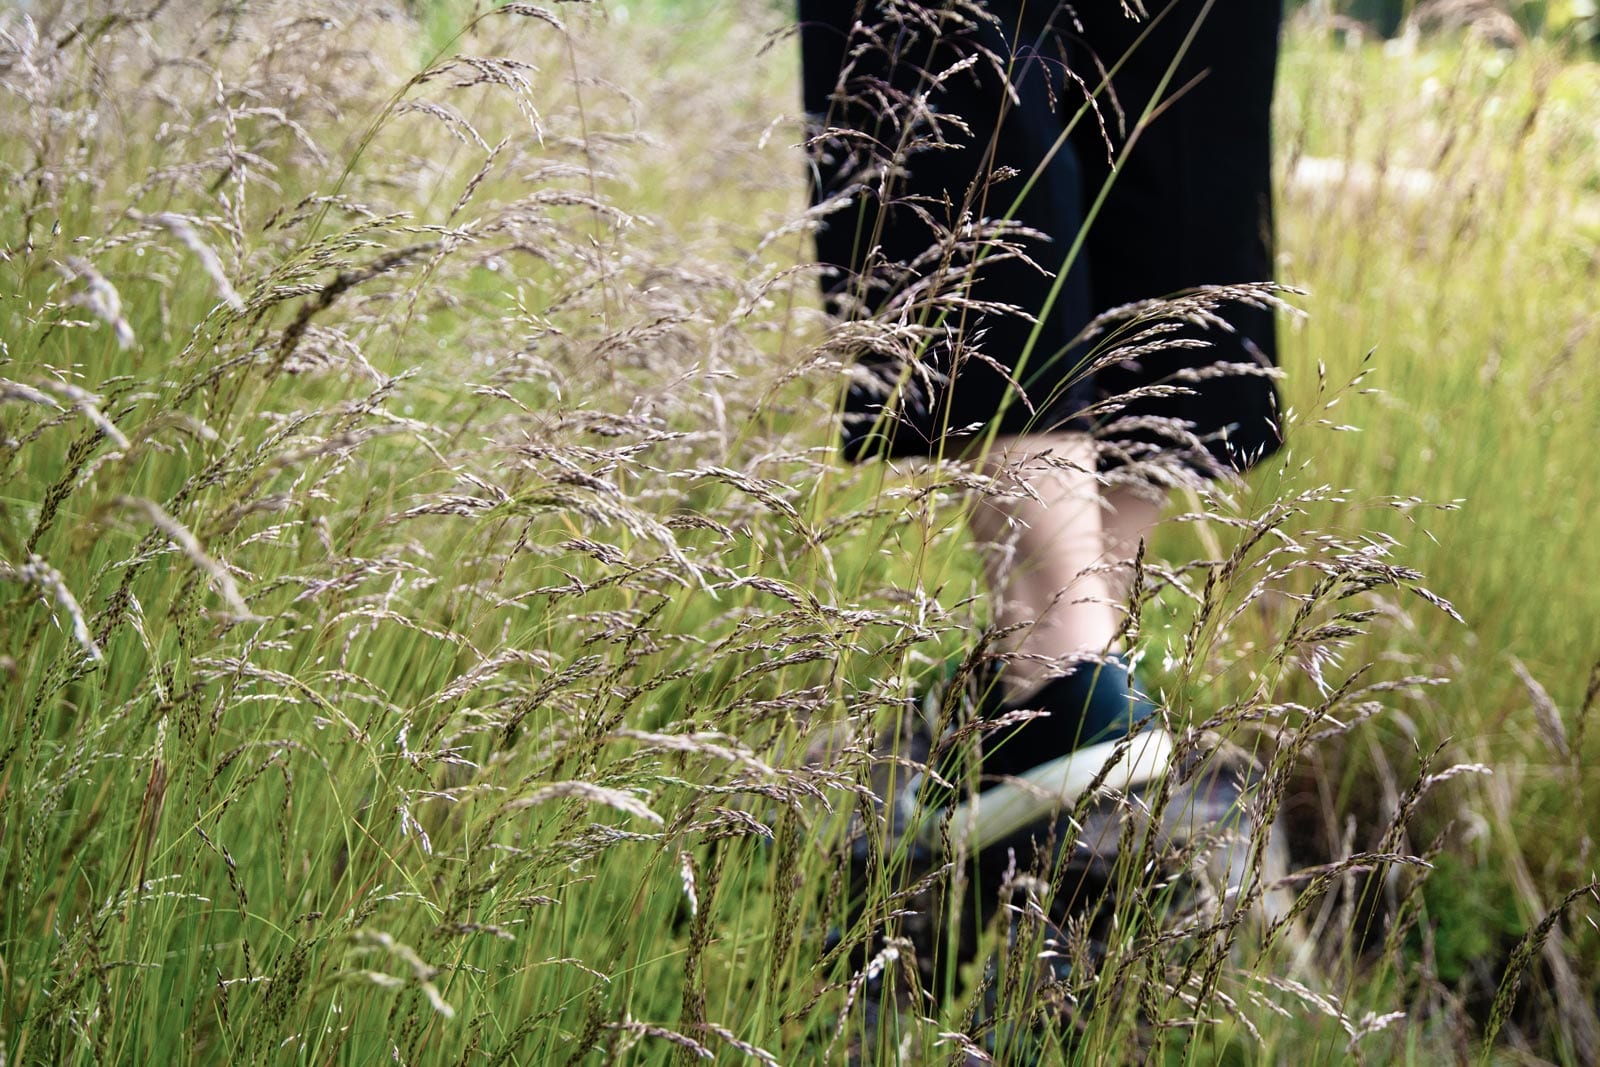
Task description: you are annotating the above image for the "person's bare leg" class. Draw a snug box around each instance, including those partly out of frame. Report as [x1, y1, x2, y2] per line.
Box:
[968, 435, 1166, 699]
[1101, 484, 1165, 605]
[967, 432, 1116, 698]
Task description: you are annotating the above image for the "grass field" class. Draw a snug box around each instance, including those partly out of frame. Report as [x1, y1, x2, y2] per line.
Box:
[3, 2, 1598, 1063]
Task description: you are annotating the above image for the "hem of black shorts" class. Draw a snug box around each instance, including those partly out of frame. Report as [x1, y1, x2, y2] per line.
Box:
[839, 420, 1283, 477]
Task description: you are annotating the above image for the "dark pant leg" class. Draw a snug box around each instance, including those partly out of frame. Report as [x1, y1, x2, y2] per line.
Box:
[1070, 0, 1284, 472]
[800, 2, 1098, 459]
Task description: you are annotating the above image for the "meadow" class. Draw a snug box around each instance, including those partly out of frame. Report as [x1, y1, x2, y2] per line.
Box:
[2, 1, 1598, 1063]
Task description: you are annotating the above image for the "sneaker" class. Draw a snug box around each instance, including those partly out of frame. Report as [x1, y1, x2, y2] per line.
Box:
[969, 738, 1281, 1055]
[916, 652, 1175, 856]
[845, 658, 1281, 1058]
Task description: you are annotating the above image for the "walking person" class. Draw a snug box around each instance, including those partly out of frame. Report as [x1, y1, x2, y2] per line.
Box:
[801, 0, 1281, 821]
[799, 0, 1286, 1047]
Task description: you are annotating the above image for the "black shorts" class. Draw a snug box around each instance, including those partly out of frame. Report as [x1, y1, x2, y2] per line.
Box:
[800, 0, 1283, 472]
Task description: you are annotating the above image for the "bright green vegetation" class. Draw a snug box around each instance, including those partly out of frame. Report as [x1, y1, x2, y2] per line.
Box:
[1275, 33, 1600, 1001]
[2, 3, 1596, 1064]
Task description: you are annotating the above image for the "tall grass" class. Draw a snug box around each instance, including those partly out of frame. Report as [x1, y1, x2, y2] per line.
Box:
[1270, 28, 1600, 1054]
[1, 2, 1595, 1064]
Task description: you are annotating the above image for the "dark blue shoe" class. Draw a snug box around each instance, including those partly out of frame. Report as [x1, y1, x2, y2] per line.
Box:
[974, 654, 1159, 781]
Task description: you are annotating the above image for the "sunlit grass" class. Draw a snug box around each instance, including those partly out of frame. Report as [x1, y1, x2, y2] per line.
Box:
[2, 3, 1596, 1064]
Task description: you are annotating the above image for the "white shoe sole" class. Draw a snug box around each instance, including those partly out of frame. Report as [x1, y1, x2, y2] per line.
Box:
[923, 728, 1177, 854]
